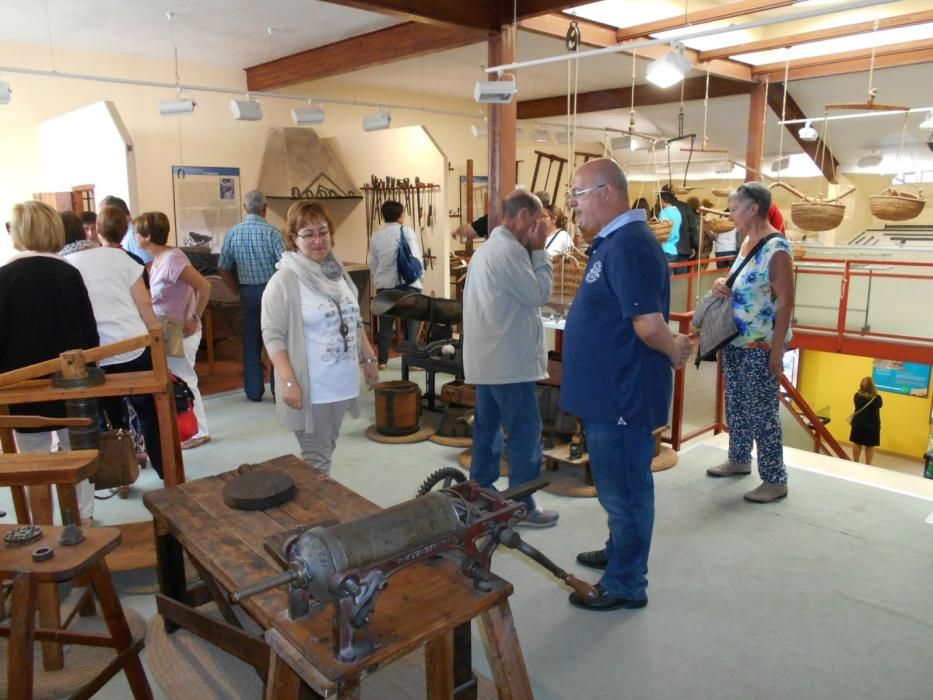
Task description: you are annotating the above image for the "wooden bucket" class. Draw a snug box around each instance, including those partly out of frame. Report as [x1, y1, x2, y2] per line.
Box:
[791, 201, 845, 232]
[374, 380, 421, 436]
[869, 188, 925, 221]
[648, 218, 673, 242]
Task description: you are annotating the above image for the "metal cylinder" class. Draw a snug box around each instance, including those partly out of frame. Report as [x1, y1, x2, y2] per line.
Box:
[65, 397, 101, 452]
[292, 492, 463, 602]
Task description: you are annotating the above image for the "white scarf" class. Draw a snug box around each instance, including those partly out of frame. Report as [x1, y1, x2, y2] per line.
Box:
[277, 250, 355, 299]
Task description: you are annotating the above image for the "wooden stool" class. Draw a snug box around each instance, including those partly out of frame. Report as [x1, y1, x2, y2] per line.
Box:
[0, 524, 153, 700]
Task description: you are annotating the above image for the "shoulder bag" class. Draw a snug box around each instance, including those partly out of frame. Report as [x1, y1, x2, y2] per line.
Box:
[396, 225, 423, 288]
[846, 394, 878, 425]
[692, 234, 778, 367]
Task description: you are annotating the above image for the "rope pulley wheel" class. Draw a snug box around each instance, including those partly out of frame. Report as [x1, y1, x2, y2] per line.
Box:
[565, 21, 580, 52]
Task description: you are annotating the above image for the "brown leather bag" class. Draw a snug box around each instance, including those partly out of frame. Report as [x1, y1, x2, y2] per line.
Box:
[95, 429, 140, 491]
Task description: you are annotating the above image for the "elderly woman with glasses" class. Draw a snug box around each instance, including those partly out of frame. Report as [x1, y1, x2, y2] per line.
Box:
[262, 201, 379, 473]
[706, 182, 795, 503]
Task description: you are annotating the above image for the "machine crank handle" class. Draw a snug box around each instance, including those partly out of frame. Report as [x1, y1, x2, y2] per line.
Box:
[231, 561, 306, 604]
[500, 477, 550, 503]
[497, 528, 598, 603]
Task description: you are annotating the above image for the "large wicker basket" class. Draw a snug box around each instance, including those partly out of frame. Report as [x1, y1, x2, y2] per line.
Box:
[791, 242, 807, 259]
[648, 218, 673, 242]
[869, 188, 925, 221]
[711, 188, 732, 198]
[704, 217, 734, 234]
[791, 201, 845, 232]
[551, 252, 586, 300]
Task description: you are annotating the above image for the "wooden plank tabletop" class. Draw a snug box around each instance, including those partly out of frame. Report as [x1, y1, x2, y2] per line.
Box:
[143, 454, 513, 681]
[0, 449, 99, 486]
[0, 525, 121, 581]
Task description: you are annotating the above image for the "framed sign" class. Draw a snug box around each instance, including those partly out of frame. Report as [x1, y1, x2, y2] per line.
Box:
[872, 359, 931, 398]
[171, 165, 242, 252]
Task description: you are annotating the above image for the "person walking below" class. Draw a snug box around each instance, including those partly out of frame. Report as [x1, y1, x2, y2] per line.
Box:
[562, 159, 691, 611]
[368, 200, 423, 369]
[463, 190, 558, 528]
[850, 376, 882, 465]
[218, 190, 285, 401]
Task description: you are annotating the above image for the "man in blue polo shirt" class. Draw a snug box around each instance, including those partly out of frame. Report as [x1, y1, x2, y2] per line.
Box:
[562, 158, 692, 611]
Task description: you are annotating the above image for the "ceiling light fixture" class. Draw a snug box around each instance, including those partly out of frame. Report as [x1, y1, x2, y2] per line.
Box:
[531, 128, 550, 143]
[159, 98, 195, 116]
[230, 97, 262, 121]
[857, 152, 883, 168]
[363, 109, 391, 132]
[292, 103, 325, 125]
[920, 110, 933, 130]
[798, 120, 818, 141]
[645, 43, 692, 89]
[470, 122, 488, 138]
[0, 75, 11, 105]
[474, 77, 517, 104]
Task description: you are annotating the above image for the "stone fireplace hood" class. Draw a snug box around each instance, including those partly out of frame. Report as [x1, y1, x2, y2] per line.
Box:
[256, 127, 358, 200]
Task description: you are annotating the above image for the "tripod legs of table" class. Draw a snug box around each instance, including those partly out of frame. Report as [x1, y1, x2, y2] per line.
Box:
[479, 600, 534, 700]
[8, 572, 37, 700]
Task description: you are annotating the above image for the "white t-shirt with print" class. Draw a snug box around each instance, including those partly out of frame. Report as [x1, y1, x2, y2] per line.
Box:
[544, 229, 574, 258]
[298, 278, 361, 404]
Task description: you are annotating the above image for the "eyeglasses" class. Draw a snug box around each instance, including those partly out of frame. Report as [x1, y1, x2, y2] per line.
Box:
[565, 184, 608, 202]
[296, 228, 330, 240]
[330, 297, 349, 352]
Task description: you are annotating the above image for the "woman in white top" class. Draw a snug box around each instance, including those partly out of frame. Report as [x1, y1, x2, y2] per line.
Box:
[262, 201, 380, 473]
[67, 205, 168, 479]
[541, 201, 573, 258]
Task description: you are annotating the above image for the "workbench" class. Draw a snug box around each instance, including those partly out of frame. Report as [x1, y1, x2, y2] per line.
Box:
[143, 454, 534, 699]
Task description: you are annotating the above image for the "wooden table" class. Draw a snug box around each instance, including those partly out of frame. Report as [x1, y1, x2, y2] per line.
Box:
[143, 455, 534, 699]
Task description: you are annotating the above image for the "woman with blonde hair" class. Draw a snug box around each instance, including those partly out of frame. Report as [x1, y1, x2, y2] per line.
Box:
[1, 200, 99, 523]
[849, 376, 882, 465]
[262, 201, 379, 473]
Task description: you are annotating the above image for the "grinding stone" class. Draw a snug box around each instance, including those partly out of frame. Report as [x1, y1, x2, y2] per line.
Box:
[222, 470, 296, 510]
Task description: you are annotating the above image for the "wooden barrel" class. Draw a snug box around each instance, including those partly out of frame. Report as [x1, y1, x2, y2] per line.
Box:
[374, 381, 421, 436]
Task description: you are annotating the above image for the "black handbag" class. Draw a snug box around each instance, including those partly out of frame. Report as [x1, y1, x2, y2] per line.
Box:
[692, 234, 778, 367]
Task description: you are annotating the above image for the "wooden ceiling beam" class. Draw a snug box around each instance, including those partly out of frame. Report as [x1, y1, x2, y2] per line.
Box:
[753, 39, 933, 81]
[517, 75, 751, 120]
[319, 0, 495, 30]
[700, 9, 933, 62]
[614, 0, 797, 43]
[245, 22, 484, 91]
[767, 83, 839, 184]
[518, 14, 753, 82]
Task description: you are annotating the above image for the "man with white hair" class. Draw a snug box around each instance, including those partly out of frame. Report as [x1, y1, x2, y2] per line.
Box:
[219, 189, 285, 401]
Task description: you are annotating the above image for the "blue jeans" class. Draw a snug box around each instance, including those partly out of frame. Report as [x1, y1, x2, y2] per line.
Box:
[585, 421, 656, 599]
[240, 284, 267, 400]
[472, 382, 542, 509]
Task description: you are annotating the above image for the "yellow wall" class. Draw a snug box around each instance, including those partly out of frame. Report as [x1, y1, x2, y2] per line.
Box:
[798, 349, 933, 457]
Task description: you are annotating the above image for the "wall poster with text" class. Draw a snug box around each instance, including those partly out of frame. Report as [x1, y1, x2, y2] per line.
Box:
[172, 165, 242, 252]
[872, 359, 931, 398]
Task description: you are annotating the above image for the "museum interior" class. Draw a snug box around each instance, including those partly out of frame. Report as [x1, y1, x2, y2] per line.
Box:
[1, 1, 933, 698]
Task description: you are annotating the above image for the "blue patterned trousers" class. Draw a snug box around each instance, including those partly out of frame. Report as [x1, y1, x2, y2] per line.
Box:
[723, 345, 787, 484]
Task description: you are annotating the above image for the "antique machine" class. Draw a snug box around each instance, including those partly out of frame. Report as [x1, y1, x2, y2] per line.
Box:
[232, 469, 596, 662]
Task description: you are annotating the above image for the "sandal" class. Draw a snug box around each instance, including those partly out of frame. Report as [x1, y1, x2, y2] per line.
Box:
[181, 435, 211, 450]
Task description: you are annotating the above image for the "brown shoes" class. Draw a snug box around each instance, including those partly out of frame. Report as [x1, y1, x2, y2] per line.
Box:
[743, 481, 788, 503]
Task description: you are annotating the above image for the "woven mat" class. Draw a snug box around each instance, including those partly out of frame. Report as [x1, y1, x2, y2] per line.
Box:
[0, 607, 146, 700]
[145, 604, 497, 699]
[542, 447, 678, 497]
[365, 423, 435, 444]
[456, 449, 510, 476]
[429, 434, 472, 448]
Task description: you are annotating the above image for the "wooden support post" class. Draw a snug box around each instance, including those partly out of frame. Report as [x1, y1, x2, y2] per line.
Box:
[453, 622, 477, 699]
[153, 519, 187, 633]
[478, 599, 533, 700]
[487, 24, 517, 231]
[8, 572, 37, 700]
[425, 629, 454, 699]
[465, 159, 475, 255]
[746, 80, 766, 184]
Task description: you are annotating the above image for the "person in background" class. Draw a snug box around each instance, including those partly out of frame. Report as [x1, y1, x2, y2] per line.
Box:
[1, 201, 99, 524]
[541, 199, 573, 258]
[81, 211, 98, 240]
[453, 214, 488, 241]
[768, 202, 787, 236]
[633, 197, 652, 216]
[562, 159, 691, 611]
[60, 210, 96, 256]
[369, 200, 423, 369]
[67, 205, 165, 479]
[135, 211, 212, 449]
[661, 186, 699, 272]
[103, 195, 153, 265]
[849, 376, 882, 465]
[463, 189, 558, 528]
[709, 209, 738, 270]
[658, 191, 683, 270]
[706, 182, 795, 503]
[262, 201, 380, 473]
[218, 189, 285, 402]
[97, 205, 149, 287]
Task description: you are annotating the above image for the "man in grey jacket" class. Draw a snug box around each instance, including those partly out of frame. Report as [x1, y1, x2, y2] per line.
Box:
[463, 190, 558, 527]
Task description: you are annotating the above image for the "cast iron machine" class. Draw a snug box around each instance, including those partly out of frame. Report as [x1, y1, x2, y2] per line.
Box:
[232, 469, 597, 662]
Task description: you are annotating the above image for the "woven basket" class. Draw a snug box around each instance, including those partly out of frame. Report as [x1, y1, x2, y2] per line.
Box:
[551, 254, 585, 299]
[648, 218, 673, 242]
[791, 242, 807, 259]
[791, 201, 845, 232]
[704, 217, 734, 234]
[869, 189, 925, 221]
[711, 188, 732, 198]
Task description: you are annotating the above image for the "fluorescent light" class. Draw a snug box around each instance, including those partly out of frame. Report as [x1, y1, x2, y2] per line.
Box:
[474, 79, 517, 104]
[471, 122, 487, 138]
[646, 43, 692, 89]
[857, 152, 883, 168]
[230, 98, 262, 121]
[798, 120, 818, 142]
[0, 76, 10, 105]
[531, 128, 550, 143]
[609, 135, 630, 150]
[920, 110, 933, 130]
[292, 106, 325, 125]
[159, 98, 195, 116]
[363, 110, 391, 131]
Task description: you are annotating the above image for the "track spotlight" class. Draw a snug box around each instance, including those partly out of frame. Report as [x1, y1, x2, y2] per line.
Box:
[531, 128, 550, 143]
[159, 98, 196, 116]
[798, 120, 818, 142]
[363, 110, 391, 132]
[292, 105, 325, 125]
[474, 78, 517, 104]
[230, 98, 262, 121]
[920, 110, 933, 130]
[470, 122, 488, 138]
[0, 76, 10, 105]
[646, 43, 692, 89]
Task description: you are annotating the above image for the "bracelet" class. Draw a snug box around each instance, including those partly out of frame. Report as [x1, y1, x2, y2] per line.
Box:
[190, 313, 201, 321]
[359, 358, 377, 365]
[284, 380, 297, 388]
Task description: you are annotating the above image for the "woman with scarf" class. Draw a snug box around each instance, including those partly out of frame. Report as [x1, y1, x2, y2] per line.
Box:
[262, 201, 380, 473]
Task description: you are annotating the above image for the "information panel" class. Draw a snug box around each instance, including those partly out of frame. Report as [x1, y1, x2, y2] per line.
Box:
[172, 165, 241, 252]
[872, 359, 931, 398]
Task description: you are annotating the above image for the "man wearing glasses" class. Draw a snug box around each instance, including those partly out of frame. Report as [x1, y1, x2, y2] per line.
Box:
[561, 159, 692, 611]
[463, 189, 559, 528]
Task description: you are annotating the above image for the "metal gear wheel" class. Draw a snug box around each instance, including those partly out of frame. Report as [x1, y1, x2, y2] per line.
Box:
[416, 467, 467, 496]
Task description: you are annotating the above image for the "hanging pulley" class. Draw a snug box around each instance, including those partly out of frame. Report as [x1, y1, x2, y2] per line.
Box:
[565, 20, 581, 52]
